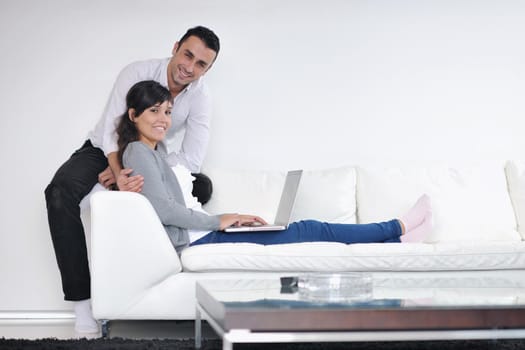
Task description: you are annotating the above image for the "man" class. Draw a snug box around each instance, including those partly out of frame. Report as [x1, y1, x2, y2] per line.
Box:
[44, 26, 220, 333]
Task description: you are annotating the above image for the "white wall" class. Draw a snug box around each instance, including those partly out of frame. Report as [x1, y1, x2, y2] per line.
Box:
[1, 0, 524, 313]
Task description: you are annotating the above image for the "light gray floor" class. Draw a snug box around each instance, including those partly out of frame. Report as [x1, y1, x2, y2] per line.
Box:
[0, 319, 218, 340]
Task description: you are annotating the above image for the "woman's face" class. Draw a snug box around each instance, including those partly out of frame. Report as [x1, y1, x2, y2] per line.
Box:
[131, 100, 172, 149]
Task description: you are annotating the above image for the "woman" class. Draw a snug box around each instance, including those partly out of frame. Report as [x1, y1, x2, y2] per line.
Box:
[117, 80, 432, 254]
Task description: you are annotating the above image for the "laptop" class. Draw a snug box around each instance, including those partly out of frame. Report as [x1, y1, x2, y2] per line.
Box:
[224, 170, 303, 232]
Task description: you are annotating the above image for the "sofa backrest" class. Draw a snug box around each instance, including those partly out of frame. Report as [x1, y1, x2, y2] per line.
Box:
[357, 164, 520, 243]
[202, 166, 357, 225]
[202, 163, 523, 243]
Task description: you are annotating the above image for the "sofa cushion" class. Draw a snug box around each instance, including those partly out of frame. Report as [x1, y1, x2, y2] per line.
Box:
[292, 166, 357, 224]
[202, 166, 357, 224]
[356, 165, 520, 243]
[505, 160, 525, 240]
[181, 241, 525, 272]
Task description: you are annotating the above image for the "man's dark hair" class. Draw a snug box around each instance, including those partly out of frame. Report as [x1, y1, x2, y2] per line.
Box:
[179, 26, 220, 56]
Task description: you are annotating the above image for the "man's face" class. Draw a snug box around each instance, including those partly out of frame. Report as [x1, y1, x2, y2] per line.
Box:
[167, 35, 217, 91]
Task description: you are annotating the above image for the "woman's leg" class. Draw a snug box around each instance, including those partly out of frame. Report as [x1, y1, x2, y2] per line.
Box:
[190, 195, 433, 246]
[190, 219, 402, 246]
[289, 220, 403, 243]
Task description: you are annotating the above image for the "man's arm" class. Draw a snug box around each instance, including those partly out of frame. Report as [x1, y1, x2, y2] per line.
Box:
[97, 153, 144, 191]
[98, 62, 149, 157]
[107, 152, 143, 192]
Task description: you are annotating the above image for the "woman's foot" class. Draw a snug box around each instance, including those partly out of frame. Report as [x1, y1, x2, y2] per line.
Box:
[401, 211, 433, 243]
[400, 194, 431, 232]
[74, 299, 99, 333]
[398, 194, 433, 242]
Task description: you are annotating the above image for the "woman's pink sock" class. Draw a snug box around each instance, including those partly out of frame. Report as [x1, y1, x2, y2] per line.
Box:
[400, 194, 431, 232]
[401, 212, 433, 243]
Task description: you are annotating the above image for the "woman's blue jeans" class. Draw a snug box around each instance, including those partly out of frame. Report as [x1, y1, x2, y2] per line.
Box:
[191, 219, 402, 246]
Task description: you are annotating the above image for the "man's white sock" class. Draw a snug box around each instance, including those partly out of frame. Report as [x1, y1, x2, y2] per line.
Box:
[74, 299, 98, 333]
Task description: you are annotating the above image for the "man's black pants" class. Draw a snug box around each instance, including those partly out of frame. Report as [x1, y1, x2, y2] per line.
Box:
[44, 140, 107, 301]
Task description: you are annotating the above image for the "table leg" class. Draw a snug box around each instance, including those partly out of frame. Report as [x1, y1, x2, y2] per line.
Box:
[195, 307, 202, 349]
[223, 338, 233, 350]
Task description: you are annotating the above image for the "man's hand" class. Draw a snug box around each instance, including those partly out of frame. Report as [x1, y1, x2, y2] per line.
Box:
[117, 168, 144, 192]
[219, 214, 267, 230]
[98, 166, 116, 189]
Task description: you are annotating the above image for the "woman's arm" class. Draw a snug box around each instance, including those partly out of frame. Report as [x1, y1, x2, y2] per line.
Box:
[123, 142, 220, 231]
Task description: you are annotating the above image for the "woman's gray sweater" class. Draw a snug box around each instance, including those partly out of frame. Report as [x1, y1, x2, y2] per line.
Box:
[123, 141, 221, 252]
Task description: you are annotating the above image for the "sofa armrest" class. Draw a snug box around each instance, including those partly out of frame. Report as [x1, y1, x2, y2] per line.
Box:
[90, 191, 182, 319]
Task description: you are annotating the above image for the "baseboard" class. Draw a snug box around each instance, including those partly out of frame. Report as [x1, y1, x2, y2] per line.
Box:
[0, 311, 74, 325]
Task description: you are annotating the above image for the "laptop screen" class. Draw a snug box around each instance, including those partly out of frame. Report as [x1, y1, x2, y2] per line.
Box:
[274, 170, 303, 226]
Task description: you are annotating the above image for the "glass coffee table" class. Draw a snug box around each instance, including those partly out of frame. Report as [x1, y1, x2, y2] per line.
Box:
[195, 271, 525, 350]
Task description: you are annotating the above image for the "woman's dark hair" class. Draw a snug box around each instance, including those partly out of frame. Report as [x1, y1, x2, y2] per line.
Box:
[116, 80, 171, 166]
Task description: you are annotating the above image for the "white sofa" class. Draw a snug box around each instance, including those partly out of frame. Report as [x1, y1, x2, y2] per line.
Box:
[87, 161, 525, 322]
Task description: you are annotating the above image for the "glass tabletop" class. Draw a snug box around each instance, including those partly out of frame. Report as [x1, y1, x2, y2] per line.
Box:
[196, 270, 525, 333]
[198, 270, 525, 311]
